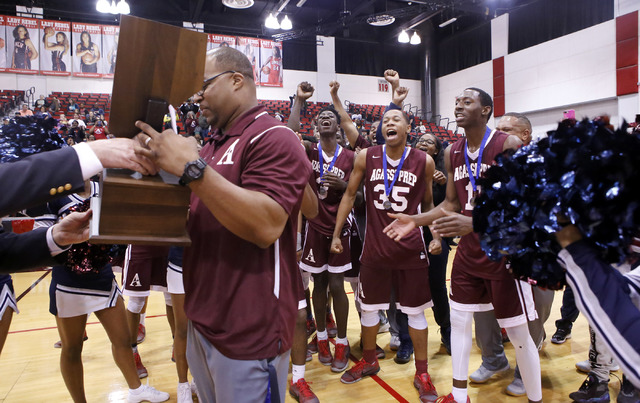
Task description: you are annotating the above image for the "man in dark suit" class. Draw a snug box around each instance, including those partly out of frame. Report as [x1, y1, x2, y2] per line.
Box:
[0, 137, 157, 273]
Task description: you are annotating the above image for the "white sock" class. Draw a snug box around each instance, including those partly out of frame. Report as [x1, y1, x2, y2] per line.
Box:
[292, 364, 305, 383]
[451, 386, 467, 403]
[505, 323, 542, 401]
[337, 337, 349, 346]
[317, 330, 328, 341]
[129, 384, 144, 394]
[140, 313, 146, 326]
[178, 381, 189, 388]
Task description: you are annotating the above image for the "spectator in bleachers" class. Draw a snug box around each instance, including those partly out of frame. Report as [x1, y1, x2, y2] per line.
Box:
[57, 113, 69, 136]
[417, 121, 426, 134]
[367, 121, 379, 145]
[49, 96, 60, 114]
[88, 119, 109, 140]
[65, 136, 75, 146]
[86, 111, 98, 125]
[2, 117, 10, 126]
[34, 106, 50, 118]
[179, 98, 199, 126]
[184, 111, 197, 136]
[19, 104, 33, 116]
[86, 133, 96, 142]
[70, 112, 86, 129]
[78, 102, 88, 116]
[67, 98, 77, 112]
[34, 95, 47, 109]
[194, 115, 210, 140]
[68, 120, 85, 144]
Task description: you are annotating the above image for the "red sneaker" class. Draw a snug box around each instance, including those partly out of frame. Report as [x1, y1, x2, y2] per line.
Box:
[289, 379, 319, 403]
[435, 393, 470, 403]
[331, 343, 350, 372]
[133, 351, 148, 378]
[137, 323, 146, 344]
[414, 372, 438, 402]
[306, 318, 316, 337]
[317, 339, 333, 365]
[340, 359, 380, 384]
[326, 312, 337, 338]
[307, 335, 318, 354]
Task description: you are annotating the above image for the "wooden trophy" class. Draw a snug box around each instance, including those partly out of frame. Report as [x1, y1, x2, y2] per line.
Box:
[89, 15, 207, 246]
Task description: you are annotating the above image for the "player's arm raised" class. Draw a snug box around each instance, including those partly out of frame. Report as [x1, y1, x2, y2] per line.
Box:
[331, 149, 366, 253]
[329, 80, 360, 149]
[287, 82, 314, 134]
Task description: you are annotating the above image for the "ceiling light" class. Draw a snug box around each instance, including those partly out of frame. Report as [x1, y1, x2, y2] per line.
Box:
[109, 0, 118, 14]
[410, 31, 421, 45]
[439, 17, 457, 28]
[296, 0, 307, 7]
[367, 14, 395, 26]
[265, 13, 280, 29]
[222, 0, 255, 9]
[96, 0, 110, 13]
[116, 0, 130, 14]
[280, 15, 292, 30]
[398, 30, 410, 43]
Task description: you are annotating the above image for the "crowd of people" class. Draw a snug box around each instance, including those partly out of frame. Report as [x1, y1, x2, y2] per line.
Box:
[1, 45, 640, 403]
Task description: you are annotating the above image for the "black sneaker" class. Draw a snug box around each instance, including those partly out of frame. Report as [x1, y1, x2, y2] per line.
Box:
[618, 374, 640, 403]
[551, 328, 572, 344]
[568, 373, 610, 402]
[394, 341, 413, 364]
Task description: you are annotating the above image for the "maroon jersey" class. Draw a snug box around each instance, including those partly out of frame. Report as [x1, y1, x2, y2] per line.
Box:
[183, 105, 311, 360]
[360, 145, 429, 270]
[307, 143, 354, 236]
[450, 129, 510, 279]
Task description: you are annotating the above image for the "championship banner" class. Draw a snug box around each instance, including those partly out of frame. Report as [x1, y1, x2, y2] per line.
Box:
[101, 25, 119, 78]
[259, 39, 283, 87]
[0, 16, 7, 72]
[207, 34, 236, 51]
[39, 19, 71, 76]
[237, 36, 261, 84]
[6, 16, 39, 74]
[72, 22, 102, 78]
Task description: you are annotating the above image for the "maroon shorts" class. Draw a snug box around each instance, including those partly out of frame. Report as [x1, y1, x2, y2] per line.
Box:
[299, 226, 351, 274]
[450, 266, 537, 327]
[122, 245, 170, 296]
[358, 263, 432, 314]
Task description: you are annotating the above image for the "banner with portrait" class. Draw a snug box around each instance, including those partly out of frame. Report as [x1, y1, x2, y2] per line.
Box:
[101, 25, 119, 78]
[72, 22, 102, 78]
[207, 34, 236, 51]
[259, 39, 283, 87]
[0, 16, 7, 72]
[39, 19, 71, 76]
[237, 36, 261, 84]
[6, 16, 39, 74]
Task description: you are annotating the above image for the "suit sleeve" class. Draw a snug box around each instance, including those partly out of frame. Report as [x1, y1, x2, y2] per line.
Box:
[0, 227, 57, 273]
[559, 241, 640, 389]
[0, 147, 85, 216]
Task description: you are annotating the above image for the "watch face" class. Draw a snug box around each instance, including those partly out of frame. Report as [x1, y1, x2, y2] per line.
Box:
[187, 164, 201, 177]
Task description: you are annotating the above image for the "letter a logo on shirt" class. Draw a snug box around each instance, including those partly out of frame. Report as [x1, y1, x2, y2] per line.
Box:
[129, 273, 142, 288]
[217, 139, 240, 165]
[306, 249, 315, 263]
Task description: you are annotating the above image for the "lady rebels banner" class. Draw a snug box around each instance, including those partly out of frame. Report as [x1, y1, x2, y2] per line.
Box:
[6, 16, 39, 74]
[207, 34, 236, 51]
[39, 19, 71, 76]
[101, 25, 119, 78]
[72, 22, 102, 78]
[259, 39, 283, 87]
[0, 16, 6, 72]
[237, 36, 261, 84]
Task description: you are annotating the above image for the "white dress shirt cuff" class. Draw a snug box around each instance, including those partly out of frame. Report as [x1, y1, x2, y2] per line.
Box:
[73, 142, 104, 180]
[46, 226, 70, 256]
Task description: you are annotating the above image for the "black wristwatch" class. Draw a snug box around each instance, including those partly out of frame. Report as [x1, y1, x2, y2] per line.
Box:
[179, 158, 207, 186]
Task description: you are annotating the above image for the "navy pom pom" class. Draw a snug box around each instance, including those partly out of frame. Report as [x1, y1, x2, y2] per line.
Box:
[0, 116, 66, 163]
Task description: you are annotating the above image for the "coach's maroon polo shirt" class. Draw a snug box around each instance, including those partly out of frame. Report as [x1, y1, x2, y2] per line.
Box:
[182, 105, 311, 360]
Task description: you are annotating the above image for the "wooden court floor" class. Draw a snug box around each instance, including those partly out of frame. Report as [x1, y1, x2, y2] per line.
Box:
[0, 246, 627, 402]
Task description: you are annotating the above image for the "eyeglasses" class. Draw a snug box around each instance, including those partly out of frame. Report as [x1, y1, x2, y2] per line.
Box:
[197, 70, 235, 97]
[417, 139, 436, 145]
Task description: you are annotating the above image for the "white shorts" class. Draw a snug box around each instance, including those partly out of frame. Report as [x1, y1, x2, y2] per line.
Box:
[167, 261, 185, 295]
[53, 279, 121, 318]
[0, 283, 19, 317]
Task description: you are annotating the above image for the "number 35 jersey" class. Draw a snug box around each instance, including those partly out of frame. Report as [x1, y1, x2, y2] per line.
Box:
[361, 145, 429, 270]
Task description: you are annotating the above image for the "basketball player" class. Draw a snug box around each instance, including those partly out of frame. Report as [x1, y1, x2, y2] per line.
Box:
[261, 46, 282, 85]
[383, 88, 542, 403]
[11, 25, 37, 70]
[122, 244, 174, 378]
[330, 104, 440, 402]
[43, 30, 69, 72]
[76, 31, 100, 73]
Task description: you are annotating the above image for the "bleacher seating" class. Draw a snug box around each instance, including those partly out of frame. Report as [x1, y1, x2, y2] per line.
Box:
[0, 90, 26, 117]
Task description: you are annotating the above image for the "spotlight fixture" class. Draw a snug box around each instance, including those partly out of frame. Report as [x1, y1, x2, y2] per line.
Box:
[116, 0, 130, 14]
[280, 15, 292, 30]
[398, 30, 410, 43]
[410, 31, 421, 45]
[265, 13, 281, 29]
[109, 0, 118, 14]
[96, 0, 110, 13]
[367, 14, 395, 26]
[439, 17, 457, 28]
[222, 0, 255, 9]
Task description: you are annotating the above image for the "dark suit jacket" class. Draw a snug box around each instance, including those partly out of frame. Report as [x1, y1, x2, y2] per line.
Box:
[0, 147, 85, 273]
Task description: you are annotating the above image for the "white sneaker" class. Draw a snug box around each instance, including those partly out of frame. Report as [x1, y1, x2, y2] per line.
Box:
[177, 382, 193, 403]
[191, 380, 200, 400]
[506, 377, 526, 396]
[390, 334, 401, 351]
[575, 359, 620, 373]
[469, 363, 510, 383]
[128, 384, 170, 403]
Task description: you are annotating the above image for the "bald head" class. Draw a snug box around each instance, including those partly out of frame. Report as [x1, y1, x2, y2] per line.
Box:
[207, 46, 255, 82]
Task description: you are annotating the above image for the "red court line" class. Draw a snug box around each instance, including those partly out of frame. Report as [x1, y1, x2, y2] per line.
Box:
[8, 313, 168, 334]
[329, 339, 410, 403]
